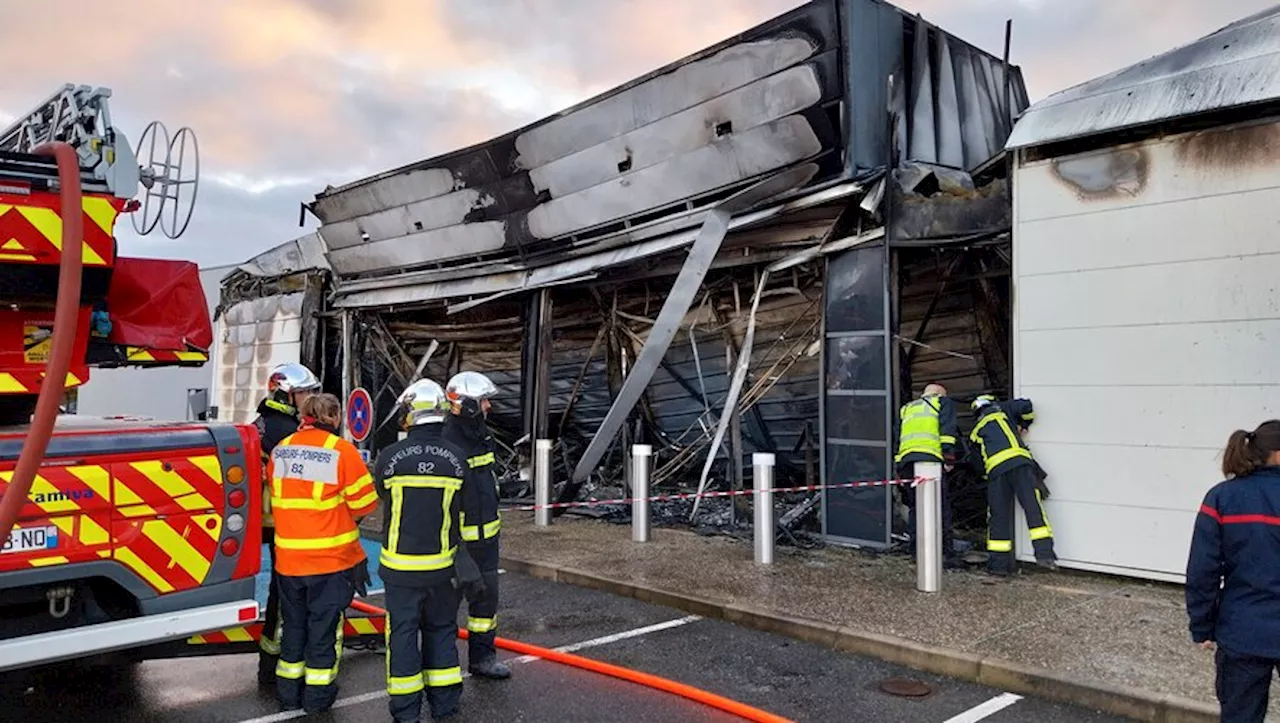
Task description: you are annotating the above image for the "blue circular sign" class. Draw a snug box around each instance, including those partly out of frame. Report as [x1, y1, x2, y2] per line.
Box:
[347, 387, 372, 442]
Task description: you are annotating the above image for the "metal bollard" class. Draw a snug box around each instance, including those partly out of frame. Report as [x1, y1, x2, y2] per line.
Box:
[914, 461, 943, 593]
[535, 439, 552, 527]
[753, 453, 775, 564]
[632, 445, 652, 542]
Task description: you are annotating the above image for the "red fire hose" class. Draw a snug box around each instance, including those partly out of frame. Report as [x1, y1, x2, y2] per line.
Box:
[348, 599, 792, 723]
[0, 141, 83, 545]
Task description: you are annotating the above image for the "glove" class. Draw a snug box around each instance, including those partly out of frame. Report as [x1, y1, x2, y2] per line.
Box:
[453, 545, 486, 600]
[1035, 478, 1052, 500]
[1032, 461, 1051, 500]
[351, 560, 371, 597]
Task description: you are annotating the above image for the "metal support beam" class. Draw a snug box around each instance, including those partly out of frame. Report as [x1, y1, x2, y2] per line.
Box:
[341, 309, 354, 442]
[572, 166, 818, 484]
[534, 289, 554, 440]
[520, 293, 541, 441]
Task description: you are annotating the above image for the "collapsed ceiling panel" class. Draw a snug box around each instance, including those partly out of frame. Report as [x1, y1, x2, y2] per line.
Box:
[309, 0, 844, 278]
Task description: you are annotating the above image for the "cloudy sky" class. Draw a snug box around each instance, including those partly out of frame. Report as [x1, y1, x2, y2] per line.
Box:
[0, 0, 1272, 268]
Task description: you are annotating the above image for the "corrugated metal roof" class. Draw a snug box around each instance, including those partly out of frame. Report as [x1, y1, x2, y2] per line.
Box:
[1007, 5, 1280, 149]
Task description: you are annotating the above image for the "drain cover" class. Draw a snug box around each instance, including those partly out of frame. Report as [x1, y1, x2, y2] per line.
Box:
[879, 678, 933, 698]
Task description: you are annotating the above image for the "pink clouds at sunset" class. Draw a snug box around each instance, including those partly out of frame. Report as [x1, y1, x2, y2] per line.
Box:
[0, 0, 1272, 264]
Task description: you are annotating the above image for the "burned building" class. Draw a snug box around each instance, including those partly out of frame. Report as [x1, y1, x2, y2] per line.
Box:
[220, 0, 1028, 548]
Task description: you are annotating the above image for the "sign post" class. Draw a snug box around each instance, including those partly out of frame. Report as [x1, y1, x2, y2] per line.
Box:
[346, 387, 372, 445]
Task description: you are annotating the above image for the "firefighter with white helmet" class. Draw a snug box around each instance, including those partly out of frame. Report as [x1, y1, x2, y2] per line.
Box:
[442, 371, 511, 680]
[377, 379, 484, 721]
[253, 362, 321, 686]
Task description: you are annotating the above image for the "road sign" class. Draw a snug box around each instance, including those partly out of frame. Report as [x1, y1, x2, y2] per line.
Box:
[347, 387, 373, 443]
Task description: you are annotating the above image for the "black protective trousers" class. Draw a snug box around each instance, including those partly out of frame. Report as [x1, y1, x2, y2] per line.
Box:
[385, 579, 464, 722]
[463, 537, 501, 664]
[1215, 647, 1280, 722]
[276, 567, 355, 713]
[987, 464, 1056, 574]
[258, 529, 282, 683]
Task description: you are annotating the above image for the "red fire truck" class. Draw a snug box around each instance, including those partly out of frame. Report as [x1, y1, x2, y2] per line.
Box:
[0, 85, 262, 670]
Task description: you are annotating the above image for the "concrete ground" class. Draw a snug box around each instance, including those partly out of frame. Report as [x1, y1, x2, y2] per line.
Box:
[1, 571, 1125, 723]
[500, 514, 1233, 720]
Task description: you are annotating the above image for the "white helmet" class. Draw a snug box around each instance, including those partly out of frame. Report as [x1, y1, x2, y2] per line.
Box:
[268, 363, 320, 402]
[446, 371, 498, 418]
[397, 379, 448, 427]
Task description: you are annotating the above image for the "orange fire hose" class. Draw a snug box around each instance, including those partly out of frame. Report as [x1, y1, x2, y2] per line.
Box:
[0, 142, 82, 545]
[348, 599, 792, 723]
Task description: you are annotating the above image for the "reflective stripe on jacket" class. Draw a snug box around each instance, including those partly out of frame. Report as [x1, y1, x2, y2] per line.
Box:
[443, 422, 502, 545]
[373, 425, 467, 579]
[969, 400, 1035, 476]
[267, 426, 378, 576]
[894, 395, 959, 465]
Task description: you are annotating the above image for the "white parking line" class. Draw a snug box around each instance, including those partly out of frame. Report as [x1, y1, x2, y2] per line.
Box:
[507, 615, 702, 663]
[233, 614, 702, 723]
[942, 693, 1024, 723]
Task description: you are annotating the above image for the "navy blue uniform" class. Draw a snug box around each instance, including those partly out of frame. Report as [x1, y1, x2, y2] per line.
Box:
[374, 424, 471, 722]
[443, 418, 503, 666]
[1188, 466, 1280, 721]
[970, 399, 1054, 574]
[252, 398, 299, 683]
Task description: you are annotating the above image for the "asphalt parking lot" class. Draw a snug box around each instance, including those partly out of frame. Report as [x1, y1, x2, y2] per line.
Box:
[1, 570, 1131, 722]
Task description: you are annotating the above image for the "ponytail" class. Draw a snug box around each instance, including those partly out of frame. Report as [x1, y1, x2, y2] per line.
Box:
[300, 394, 342, 428]
[1222, 420, 1280, 478]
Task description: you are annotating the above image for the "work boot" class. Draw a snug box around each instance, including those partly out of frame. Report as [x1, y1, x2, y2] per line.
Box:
[1036, 559, 1059, 572]
[468, 657, 511, 680]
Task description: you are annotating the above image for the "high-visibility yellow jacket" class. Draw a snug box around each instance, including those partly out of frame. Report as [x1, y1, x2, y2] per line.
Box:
[266, 424, 378, 576]
[894, 395, 958, 465]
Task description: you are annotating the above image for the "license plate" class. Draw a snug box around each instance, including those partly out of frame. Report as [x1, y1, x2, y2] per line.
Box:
[2, 525, 59, 554]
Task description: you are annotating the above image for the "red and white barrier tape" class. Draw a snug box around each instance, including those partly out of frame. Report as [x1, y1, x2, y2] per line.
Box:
[503, 476, 927, 512]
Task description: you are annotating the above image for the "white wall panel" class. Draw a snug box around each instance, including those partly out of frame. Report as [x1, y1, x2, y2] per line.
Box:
[1019, 322, 1280, 387]
[1018, 185, 1280, 277]
[1019, 384, 1280, 452]
[1012, 117, 1280, 580]
[1020, 254, 1280, 329]
[1027, 500, 1199, 580]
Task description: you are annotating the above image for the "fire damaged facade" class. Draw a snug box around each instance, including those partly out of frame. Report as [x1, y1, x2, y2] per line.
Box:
[221, 0, 1029, 548]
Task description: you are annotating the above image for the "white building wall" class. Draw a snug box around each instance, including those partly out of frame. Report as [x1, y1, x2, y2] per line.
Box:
[211, 293, 306, 425]
[1012, 117, 1280, 581]
[76, 265, 233, 420]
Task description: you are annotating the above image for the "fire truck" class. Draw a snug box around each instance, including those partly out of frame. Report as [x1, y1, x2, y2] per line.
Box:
[0, 85, 263, 671]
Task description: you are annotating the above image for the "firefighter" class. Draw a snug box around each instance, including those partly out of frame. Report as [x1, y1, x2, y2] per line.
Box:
[267, 393, 378, 714]
[252, 362, 321, 685]
[970, 394, 1056, 576]
[376, 379, 486, 722]
[443, 371, 511, 680]
[1187, 420, 1280, 722]
[894, 383, 961, 567]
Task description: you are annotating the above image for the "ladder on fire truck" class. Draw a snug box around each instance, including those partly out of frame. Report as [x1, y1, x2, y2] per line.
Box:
[0, 83, 199, 238]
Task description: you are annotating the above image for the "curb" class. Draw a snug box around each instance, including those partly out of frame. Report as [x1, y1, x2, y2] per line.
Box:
[500, 556, 1218, 723]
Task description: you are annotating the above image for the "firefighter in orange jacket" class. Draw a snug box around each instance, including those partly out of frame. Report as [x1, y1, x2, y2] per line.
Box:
[253, 362, 321, 685]
[266, 393, 378, 714]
